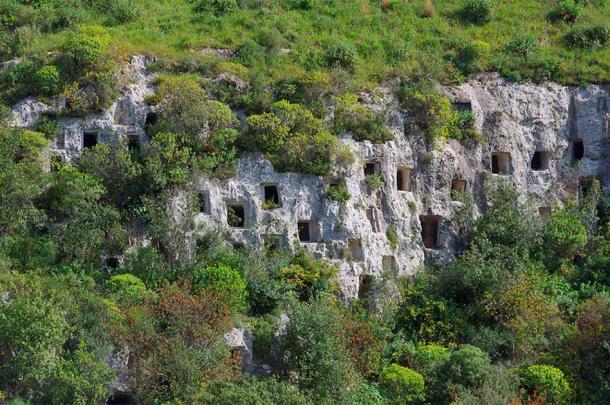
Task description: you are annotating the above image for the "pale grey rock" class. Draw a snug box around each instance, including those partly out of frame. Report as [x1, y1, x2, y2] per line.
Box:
[10, 60, 610, 302]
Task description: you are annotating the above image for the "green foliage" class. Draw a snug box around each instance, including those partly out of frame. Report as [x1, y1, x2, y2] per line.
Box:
[332, 94, 392, 143]
[282, 297, 359, 402]
[461, 0, 492, 25]
[521, 364, 571, 404]
[244, 100, 350, 175]
[59, 24, 109, 70]
[192, 0, 238, 15]
[326, 183, 350, 202]
[203, 377, 310, 404]
[193, 264, 248, 314]
[548, 0, 584, 24]
[108, 273, 148, 301]
[380, 364, 425, 403]
[324, 42, 358, 70]
[545, 205, 588, 260]
[104, 0, 141, 26]
[282, 248, 337, 300]
[34, 116, 62, 139]
[366, 173, 385, 190]
[566, 24, 610, 49]
[386, 226, 399, 249]
[444, 345, 492, 390]
[495, 34, 559, 83]
[34, 65, 61, 96]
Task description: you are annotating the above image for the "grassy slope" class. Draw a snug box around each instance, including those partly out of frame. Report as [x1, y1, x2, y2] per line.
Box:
[16, 0, 610, 87]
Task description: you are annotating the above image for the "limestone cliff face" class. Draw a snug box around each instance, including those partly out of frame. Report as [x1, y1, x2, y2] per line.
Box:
[10, 56, 610, 300]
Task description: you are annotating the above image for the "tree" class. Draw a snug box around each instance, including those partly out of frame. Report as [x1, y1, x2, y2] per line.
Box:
[192, 264, 248, 314]
[521, 365, 571, 404]
[380, 364, 425, 403]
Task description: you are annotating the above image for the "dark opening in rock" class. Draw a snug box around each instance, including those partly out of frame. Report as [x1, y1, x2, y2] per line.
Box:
[364, 161, 379, 176]
[531, 150, 550, 171]
[397, 166, 412, 191]
[144, 112, 157, 134]
[349, 238, 364, 261]
[127, 134, 139, 151]
[83, 131, 98, 148]
[579, 176, 602, 198]
[227, 205, 245, 228]
[420, 215, 441, 249]
[106, 257, 120, 268]
[382, 255, 397, 275]
[451, 179, 466, 199]
[491, 152, 510, 174]
[452, 101, 472, 112]
[298, 221, 311, 242]
[263, 184, 280, 207]
[198, 191, 210, 214]
[571, 139, 584, 162]
[107, 391, 139, 405]
[539, 206, 551, 221]
[358, 274, 373, 303]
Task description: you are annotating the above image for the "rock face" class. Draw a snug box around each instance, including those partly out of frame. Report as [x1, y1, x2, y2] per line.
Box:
[11, 57, 610, 301]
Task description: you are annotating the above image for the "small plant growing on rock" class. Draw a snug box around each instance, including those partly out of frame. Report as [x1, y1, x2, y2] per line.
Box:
[386, 226, 399, 249]
[326, 183, 350, 202]
[365, 173, 384, 190]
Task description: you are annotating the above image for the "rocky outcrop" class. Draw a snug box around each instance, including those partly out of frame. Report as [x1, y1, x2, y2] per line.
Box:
[10, 57, 610, 301]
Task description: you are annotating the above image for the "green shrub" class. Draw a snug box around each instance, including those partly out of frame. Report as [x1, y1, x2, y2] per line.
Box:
[326, 183, 350, 202]
[34, 116, 62, 139]
[291, 0, 314, 10]
[282, 248, 338, 300]
[34, 65, 61, 96]
[332, 94, 392, 143]
[106, 0, 141, 25]
[461, 0, 492, 25]
[521, 364, 571, 403]
[244, 100, 350, 175]
[324, 42, 358, 70]
[386, 226, 399, 249]
[545, 205, 588, 259]
[60, 25, 109, 68]
[380, 364, 425, 403]
[192, 264, 248, 313]
[108, 273, 147, 301]
[548, 0, 583, 24]
[444, 345, 492, 389]
[566, 24, 610, 48]
[365, 173, 384, 189]
[192, 0, 238, 15]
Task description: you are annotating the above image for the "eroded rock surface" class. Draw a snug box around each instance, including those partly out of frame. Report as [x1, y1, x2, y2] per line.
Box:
[11, 57, 610, 301]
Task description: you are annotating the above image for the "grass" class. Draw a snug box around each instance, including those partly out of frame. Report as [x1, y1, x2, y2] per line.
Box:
[3, 0, 610, 89]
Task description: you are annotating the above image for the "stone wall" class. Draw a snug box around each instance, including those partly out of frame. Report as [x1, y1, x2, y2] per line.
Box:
[10, 56, 610, 300]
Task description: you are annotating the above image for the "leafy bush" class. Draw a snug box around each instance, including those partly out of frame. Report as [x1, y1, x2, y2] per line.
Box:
[326, 183, 350, 202]
[332, 94, 392, 143]
[324, 42, 358, 70]
[380, 364, 425, 403]
[33, 65, 61, 96]
[495, 35, 559, 82]
[192, 0, 238, 15]
[566, 24, 610, 48]
[461, 0, 492, 25]
[106, 0, 141, 25]
[545, 205, 588, 260]
[108, 273, 148, 301]
[521, 364, 571, 403]
[192, 264, 248, 313]
[244, 100, 350, 175]
[444, 345, 492, 390]
[282, 248, 337, 300]
[34, 116, 62, 139]
[59, 25, 109, 70]
[203, 377, 310, 404]
[548, 0, 583, 24]
[365, 173, 384, 189]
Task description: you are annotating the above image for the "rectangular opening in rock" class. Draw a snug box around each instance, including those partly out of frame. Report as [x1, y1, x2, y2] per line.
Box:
[349, 238, 364, 261]
[298, 221, 312, 242]
[198, 190, 210, 214]
[451, 179, 466, 199]
[491, 152, 510, 174]
[358, 274, 374, 303]
[538, 206, 551, 221]
[397, 166, 412, 191]
[263, 184, 281, 207]
[106, 257, 120, 268]
[382, 255, 397, 275]
[452, 101, 472, 112]
[227, 204, 245, 228]
[144, 112, 158, 137]
[531, 150, 550, 171]
[420, 215, 441, 249]
[83, 131, 98, 149]
[364, 161, 379, 176]
[366, 207, 380, 232]
[571, 139, 584, 162]
[127, 134, 139, 151]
